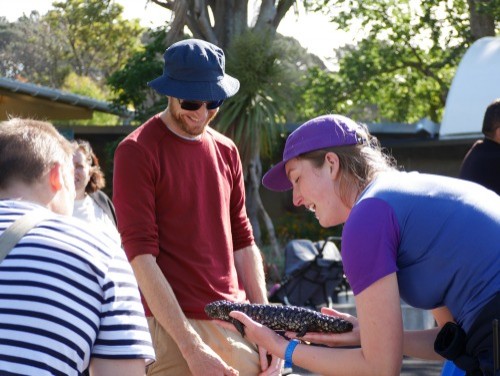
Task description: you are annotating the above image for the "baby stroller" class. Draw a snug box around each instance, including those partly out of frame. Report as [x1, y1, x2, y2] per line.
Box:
[268, 236, 349, 311]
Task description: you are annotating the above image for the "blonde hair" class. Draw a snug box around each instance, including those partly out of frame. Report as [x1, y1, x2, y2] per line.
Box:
[299, 124, 396, 207]
[0, 118, 73, 189]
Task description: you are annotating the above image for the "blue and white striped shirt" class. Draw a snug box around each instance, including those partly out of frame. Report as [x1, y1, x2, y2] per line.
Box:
[0, 200, 155, 375]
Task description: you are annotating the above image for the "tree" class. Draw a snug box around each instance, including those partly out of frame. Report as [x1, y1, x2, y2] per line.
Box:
[299, 0, 499, 123]
[0, 17, 22, 79]
[215, 31, 302, 258]
[47, 0, 144, 84]
[107, 28, 168, 120]
[0, 13, 71, 87]
[467, 0, 498, 39]
[0, 1, 145, 91]
[57, 72, 121, 126]
[147, 0, 305, 49]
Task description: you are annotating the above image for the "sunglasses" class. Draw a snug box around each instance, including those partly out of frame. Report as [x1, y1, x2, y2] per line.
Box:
[177, 98, 224, 111]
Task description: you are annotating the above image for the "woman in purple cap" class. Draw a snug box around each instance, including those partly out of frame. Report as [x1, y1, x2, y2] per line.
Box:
[219, 114, 500, 375]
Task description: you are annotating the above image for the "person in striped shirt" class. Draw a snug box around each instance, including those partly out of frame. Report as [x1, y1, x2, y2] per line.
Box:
[0, 118, 155, 376]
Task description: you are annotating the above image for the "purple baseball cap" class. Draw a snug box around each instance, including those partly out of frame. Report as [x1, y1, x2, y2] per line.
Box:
[262, 114, 363, 191]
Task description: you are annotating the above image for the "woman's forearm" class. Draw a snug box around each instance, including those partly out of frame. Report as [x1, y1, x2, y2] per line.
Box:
[403, 328, 443, 360]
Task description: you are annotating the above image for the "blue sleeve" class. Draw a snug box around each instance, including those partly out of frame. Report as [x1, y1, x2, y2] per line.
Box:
[342, 198, 400, 295]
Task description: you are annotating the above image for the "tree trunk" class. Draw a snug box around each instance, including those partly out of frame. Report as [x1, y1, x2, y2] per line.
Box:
[467, 0, 496, 40]
[150, 0, 298, 48]
[151, 0, 252, 49]
[246, 154, 281, 260]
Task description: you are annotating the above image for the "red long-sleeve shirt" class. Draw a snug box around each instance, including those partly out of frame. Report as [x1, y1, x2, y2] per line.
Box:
[113, 115, 254, 319]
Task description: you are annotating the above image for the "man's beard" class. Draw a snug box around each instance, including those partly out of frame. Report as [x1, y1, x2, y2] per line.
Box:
[169, 105, 217, 137]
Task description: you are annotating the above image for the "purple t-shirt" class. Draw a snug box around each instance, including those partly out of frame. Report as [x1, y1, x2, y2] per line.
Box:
[342, 171, 500, 331]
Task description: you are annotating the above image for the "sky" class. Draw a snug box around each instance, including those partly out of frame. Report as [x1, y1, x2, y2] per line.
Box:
[2, 0, 357, 69]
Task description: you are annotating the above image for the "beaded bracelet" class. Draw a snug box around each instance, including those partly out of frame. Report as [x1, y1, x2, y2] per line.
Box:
[284, 339, 300, 368]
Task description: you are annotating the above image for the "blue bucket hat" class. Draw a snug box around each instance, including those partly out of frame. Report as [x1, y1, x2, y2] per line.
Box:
[148, 39, 240, 101]
[262, 114, 364, 192]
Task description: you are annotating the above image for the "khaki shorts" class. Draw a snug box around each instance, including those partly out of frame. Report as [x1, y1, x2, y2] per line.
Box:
[146, 316, 261, 376]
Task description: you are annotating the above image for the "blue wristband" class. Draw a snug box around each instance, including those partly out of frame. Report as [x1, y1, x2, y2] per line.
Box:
[284, 339, 300, 368]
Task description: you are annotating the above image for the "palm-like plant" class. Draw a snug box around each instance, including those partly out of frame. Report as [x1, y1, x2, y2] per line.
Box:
[215, 30, 301, 258]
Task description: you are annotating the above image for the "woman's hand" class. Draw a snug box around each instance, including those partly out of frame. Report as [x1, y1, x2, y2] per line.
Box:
[284, 307, 360, 347]
[257, 346, 283, 376]
[215, 312, 288, 358]
[216, 315, 285, 375]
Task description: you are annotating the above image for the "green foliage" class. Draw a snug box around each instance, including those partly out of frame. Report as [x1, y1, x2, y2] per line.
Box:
[0, 13, 71, 87]
[273, 211, 343, 245]
[57, 72, 120, 125]
[479, 0, 500, 20]
[1, 0, 144, 96]
[108, 28, 168, 121]
[62, 72, 107, 100]
[215, 31, 303, 166]
[297, 67, 347, 119]
[298, 0, 492, 124]
[47, 0, 144, 83]
[458, 0, 500, 31]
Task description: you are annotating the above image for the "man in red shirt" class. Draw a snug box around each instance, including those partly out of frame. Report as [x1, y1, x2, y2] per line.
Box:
[113, 39, 282, 376]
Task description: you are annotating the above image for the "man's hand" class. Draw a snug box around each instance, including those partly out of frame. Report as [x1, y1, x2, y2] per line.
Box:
[212, 318, 283, 375]
[216, 313, 289, 369]
[184, 342, 239, 376]
[285, 307, 360, 347]
[258, 346, 283, 376]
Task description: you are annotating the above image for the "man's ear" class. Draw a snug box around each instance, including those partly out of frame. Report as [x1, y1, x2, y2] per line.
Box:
[48, 163, 63, 192]
[325, 152, 340, 178]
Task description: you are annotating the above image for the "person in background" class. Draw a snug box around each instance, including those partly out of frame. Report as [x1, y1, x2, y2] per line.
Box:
[459, 98, 500, 195]
[219, 114, 499, 376]
[72, 139, 118, 229]
[0, 118, 155, 375]
[113, 39, 283, 376]
[72, 140, 121, 376]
